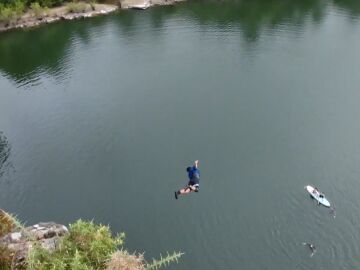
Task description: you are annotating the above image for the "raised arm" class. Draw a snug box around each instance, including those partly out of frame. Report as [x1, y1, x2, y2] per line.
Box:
[194, 160, 199, 168]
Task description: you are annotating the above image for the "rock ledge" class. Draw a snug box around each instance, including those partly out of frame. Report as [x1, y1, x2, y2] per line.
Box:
[120, 0, 185, 10]
[0, 222, 68, 268]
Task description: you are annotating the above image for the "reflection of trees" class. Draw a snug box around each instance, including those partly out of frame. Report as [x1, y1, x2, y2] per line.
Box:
[181, 0, 327, 41]
[0, 23, 71, 84]
[0, 0, 359, 85]
[0, 16, 109, 85]
[333, 0, 360, 16]
[109, 0, 328, 44]
[0, 132, 11, 178]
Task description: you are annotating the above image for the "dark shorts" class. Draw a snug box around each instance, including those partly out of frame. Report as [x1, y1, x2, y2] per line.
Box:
[188, 183, 200, 192]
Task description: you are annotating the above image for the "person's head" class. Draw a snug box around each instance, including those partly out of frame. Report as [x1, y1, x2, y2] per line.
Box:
[186, 167, 192, 172]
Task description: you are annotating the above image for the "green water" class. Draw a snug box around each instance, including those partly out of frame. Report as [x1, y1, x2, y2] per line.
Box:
[1, 0, 360, 269]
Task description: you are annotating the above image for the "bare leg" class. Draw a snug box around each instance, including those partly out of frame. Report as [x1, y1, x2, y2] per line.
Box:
[179, 186, 195, 195]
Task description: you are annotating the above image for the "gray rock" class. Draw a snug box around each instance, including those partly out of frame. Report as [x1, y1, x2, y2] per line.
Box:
[120, 0, 185, 9]
[119, 0, 151, 9]
[10, 232, 22, 241]
[41, 238, 58, 251]
[0, 222, 69, 268]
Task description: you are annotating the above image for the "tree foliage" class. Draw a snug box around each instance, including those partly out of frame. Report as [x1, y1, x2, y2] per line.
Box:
[0, 0, 81, 23]
[0, 0, 25, 22]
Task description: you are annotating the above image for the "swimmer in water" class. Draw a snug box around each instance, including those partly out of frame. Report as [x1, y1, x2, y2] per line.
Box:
[329, 207, 336, 218]
[302, 242, 316, 257]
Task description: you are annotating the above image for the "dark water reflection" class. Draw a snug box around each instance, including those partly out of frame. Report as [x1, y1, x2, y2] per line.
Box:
[333, 0, 360, 16]
[0, 17, 109, 86]
[183, 0, 327, 41]
[0, 132, 11, 178]
[0, 0, 359, 85]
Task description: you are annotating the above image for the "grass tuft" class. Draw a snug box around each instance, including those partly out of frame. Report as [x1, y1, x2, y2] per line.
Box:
[67, 2, 88, 13]
[30, 2, 48, 19]
[106, 250, 145, 270]
[0, 209, 24, 237]
[26, 219, 124, 270]
[145, 251, 184, 270]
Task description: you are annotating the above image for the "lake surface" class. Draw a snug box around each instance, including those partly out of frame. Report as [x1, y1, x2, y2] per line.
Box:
[1, 0, 360, 269]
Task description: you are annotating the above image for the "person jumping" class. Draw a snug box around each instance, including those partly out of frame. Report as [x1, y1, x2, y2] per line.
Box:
[175, 160, 200, 199]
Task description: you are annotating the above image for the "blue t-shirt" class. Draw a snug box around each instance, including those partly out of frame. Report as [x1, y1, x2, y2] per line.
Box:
[188, 166, 200, 184]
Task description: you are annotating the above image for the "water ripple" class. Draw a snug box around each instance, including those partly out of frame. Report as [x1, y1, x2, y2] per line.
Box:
[0, 132, 12, 179]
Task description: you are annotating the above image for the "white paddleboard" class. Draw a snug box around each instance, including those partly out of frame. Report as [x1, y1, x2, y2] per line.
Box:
[305, 185, 331, 207]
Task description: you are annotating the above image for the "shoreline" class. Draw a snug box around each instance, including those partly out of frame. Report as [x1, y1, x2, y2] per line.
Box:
[0, 3, 119, 33]
[0, 0, 185, 33]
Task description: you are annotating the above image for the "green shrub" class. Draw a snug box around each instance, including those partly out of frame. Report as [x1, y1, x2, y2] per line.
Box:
[0, 0, 11, 7]
[68, 249, 91, 270]
[32, 0, 64, 9]
[67, 2, 87, 13]
[24, 219, 182, 270]
[37, 0, 55, 8]
[26, 244, 52, 270]
[67, 220, 124, 267]
[0, 0, 24, 22]
[27, 220, 124, 270]
[30, 2, 47, 18]
[12, 0, 25, 16]
[0, 5, 15, 22]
